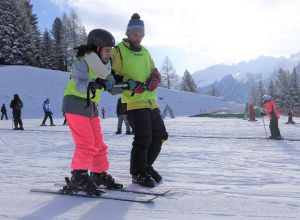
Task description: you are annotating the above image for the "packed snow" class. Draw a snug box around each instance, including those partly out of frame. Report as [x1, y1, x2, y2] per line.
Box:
[1, 65, 299, 219]
[0, 116, 300, 220]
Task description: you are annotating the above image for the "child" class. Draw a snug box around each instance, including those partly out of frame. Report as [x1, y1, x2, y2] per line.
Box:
[261, 95, 282, 140]
[62, 29, 123, 194]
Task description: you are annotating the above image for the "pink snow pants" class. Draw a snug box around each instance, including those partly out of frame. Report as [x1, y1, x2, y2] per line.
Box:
[65, 113, 109, 173]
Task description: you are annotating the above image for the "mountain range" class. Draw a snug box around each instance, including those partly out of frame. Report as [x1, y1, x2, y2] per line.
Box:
[192, 53, 300, 103]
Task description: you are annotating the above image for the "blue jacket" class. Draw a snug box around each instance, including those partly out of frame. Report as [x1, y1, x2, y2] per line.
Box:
[43, 100, 52, 113]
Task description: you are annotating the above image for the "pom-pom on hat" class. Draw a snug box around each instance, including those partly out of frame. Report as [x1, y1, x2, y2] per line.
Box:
[126, 13, 145, 36]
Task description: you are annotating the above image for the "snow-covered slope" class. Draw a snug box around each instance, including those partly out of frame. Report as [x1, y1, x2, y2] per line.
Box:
[0, 65, 244, 118]
[0, 117, 300, 219]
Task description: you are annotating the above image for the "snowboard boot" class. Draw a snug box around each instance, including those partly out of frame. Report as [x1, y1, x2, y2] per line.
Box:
[91, 172, 123, 189]
[69, 170, 97, 195]
[132, 172, 155, 188]
[146, 166, 162, 183]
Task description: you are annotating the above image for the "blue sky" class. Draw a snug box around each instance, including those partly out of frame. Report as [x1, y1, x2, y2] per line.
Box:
[30, 0, 300, 76]
[31, 0, 65, 31]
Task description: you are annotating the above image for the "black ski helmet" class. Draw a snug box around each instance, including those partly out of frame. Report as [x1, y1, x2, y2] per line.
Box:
[87, 29, 115, 48]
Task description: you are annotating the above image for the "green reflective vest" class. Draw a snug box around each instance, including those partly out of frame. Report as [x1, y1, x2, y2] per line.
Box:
[64, 58, 102, 103]
[116, 42, 157, 103]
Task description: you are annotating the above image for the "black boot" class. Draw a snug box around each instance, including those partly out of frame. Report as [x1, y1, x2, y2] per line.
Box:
[91, 172, 123, 189]
[132, 172, 155, 188]
[70, 170, 97, 195]
[147, 166, 162, 183]
[115, 130, 121, 134]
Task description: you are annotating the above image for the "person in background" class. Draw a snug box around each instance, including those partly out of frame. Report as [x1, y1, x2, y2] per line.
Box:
[41, 98, 55, 126]
[62, 28, 123, 195]
[1, 103, 8, 120]
[10, 94, 24, 130]
[112, 13, 168, 187]
[261, 95, 282, 140]
[101, 107, 105, 119]
[286, 109, 296, 124]
[248, 102, 256, 121]
[62, 112, 68, 125]
[115, 97, 132, 135]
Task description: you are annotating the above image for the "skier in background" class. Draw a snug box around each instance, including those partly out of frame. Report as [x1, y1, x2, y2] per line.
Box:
[261, 95, 282, 140]
[10, 94, 24, 130]
[248, 102, 256, 121]
[286, 109, 296, 124]
[112, 13, 168, 187]
[1, 103, 8, 120]
[62, 28, 123, 195]
[62, 112, 68, 126]
[41, 98, 55, 126]
[115, 97, 132, 135]
[101, 107, 105, 119]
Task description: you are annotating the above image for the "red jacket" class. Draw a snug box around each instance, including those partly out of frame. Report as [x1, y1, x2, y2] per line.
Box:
[248, 104, 255, 120]
[264, 100, 280, 120]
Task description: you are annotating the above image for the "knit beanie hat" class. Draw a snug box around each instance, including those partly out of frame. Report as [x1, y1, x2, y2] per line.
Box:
[126, 13, 145, 36]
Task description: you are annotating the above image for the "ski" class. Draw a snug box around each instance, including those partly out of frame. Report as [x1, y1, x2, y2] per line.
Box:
[30, 188, 157, 203]
[103, 187, 172, 196]
[53, 182, 172, 196]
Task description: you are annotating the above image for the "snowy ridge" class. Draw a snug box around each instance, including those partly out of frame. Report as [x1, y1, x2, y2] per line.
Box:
[193, 54, 300, 87]
[0, 65, 244, 118]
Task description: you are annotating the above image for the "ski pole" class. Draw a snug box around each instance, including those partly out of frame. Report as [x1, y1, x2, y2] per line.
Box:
[112, 83, 129, 88]
[262, 115, 268, 141]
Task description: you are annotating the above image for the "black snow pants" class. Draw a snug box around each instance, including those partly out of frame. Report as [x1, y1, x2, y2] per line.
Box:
[13, 110, 23, 129]
[127, 108, 168, 175]
[269, 116, 281, 138]
[42, 112, 54, 125]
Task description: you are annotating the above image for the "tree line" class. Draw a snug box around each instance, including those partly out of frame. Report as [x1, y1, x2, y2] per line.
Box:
[159, 56, 198, 93]
[249, 67, 300, 109]
[0, 0, 86, 71]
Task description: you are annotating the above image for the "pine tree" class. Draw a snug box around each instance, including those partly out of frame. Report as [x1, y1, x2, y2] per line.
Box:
[52, 17, 65, 71]
[275, 68, 291, 108]
[0, 0, 40, 65]
[249, 85, 258, 105]
[180, 70, 197, 92]
[256, 80, 266, 107]
[61, 9, 87, 71]
[160, 56, 178, 89]
[40, 30, 55, 69]
[61, 12, 70, 71]
[0, 0, 25, 64]
[289, 67, 300, 108]
[19, 0, 41, 66]
[209, 83, 220, 97]
[268, 79, 276, 98]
